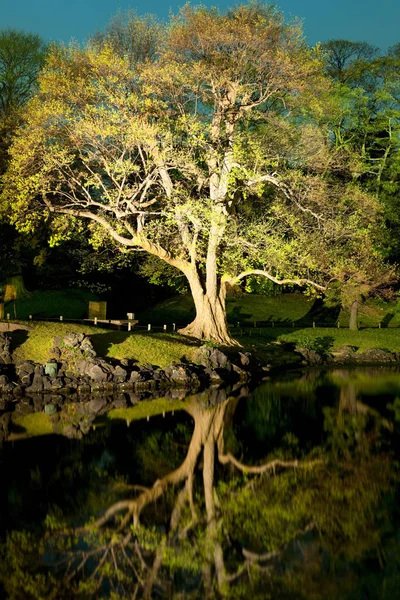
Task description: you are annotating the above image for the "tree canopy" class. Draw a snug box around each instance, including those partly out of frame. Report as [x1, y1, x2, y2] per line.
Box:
[1, 4, 391, 342]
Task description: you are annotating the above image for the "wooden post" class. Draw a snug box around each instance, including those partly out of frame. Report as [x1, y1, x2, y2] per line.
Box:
[173, 323, 176, 331]
[60, 315, 63, 321]
[128, 322, 132, 332]
[163, 324, 167, 331]
[94, 317, 97, 325]
[29, 314, 32, 321]
[147, 324, 151, 331]
[6, 313, 10, 320]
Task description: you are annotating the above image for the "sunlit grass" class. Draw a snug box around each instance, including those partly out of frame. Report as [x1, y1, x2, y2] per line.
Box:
[10, 322, 200, 367]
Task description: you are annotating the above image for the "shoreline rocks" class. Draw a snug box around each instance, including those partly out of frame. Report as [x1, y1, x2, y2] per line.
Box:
[0, 333, 262, 405]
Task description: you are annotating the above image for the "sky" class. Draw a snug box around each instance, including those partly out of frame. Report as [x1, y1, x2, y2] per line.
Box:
[1, 0, 399, 52]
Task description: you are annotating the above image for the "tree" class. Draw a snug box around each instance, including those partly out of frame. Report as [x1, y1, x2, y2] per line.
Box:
[321, 39, 379, 83]
[0, 28, 47, 172]
[1, 5, 387, 344]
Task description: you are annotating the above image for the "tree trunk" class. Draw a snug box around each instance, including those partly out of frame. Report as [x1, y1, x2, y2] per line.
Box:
[349, 300, 358, 331]
[178, 274, 237, 345]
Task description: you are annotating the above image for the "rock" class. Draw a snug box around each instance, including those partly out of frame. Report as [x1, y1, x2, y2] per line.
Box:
[295, 347, 325, 365]
[85, 363, 110, 383]
[25, 373, 44, 393]
[113, 365, 127, 383]
[193, 346, 231, 370]
[357, 348, 396, 363]
[87, 397, 108, 414]
[129, 370, 147, 383]
[204, 367, 224, 384]
[164, 363, 200, 387]
[331, 346, 359, 364]
[0, 374, 9, 387]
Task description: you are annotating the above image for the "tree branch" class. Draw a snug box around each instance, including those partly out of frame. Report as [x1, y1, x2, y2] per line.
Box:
[231, 269, 326, 292]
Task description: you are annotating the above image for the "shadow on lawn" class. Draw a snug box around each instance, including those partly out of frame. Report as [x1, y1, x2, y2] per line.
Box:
[8, 329, 29, 354]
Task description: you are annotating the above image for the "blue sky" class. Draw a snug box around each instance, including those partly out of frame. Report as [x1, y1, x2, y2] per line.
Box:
[1, 0, 399, 52]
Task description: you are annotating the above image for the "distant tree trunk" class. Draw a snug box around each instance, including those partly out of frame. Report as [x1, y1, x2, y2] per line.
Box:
[349, 300, 358, 331]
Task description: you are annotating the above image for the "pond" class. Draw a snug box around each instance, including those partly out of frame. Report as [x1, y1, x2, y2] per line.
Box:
[1, 367, 400, 599]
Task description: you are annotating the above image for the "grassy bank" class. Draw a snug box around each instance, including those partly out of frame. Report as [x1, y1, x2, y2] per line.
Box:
[9, 321, 200, 367]
[6, 320, 400, 367]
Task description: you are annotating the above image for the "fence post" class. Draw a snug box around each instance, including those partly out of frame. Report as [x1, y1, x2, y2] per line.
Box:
[313, 321, 315, 329]
[128, 322, 131, 332]
[29, 315, 32, 321]
[6, 313, 10, 320]
[60, 315, 63, 321]
[337, 321, 340, 328]
[163, 324, 167, 331]
[94, 317, 97, 325]
[173, 323, 176, 331]
[148, 324, 151, 331]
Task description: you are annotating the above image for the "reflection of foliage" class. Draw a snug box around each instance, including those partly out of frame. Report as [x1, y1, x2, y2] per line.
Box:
[1, 384, 399, 599]
[388, 397, 400, 422]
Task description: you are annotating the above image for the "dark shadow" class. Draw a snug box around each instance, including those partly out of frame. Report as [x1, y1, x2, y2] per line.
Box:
[380, 313, 395, 328]
[227, 305, 252, 323]
[8, 329, 29, 354]
[297, 298, 340, 327]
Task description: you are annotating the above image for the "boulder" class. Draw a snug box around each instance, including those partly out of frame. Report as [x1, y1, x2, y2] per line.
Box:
[164, 363, 200, 387]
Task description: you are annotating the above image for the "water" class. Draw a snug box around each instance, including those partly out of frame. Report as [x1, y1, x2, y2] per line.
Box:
[1, 367, 400, 599]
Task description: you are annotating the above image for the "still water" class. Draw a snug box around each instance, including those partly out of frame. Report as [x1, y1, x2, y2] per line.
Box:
[1, 367, 400, 599]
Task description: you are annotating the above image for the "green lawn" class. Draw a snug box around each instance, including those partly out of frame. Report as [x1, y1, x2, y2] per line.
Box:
[10, 321, 200, 367]
[138, 293, 315, 326]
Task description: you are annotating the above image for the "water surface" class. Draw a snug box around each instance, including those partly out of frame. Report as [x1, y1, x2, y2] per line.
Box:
[1, 367, 400, 599]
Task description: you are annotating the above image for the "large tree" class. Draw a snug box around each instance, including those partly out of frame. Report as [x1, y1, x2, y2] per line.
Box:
[1, 4, 386, 343]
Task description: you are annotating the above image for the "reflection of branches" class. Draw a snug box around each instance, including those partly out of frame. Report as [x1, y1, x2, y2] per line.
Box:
[49, 393, 325, 598]
[218, 452, 323, 474]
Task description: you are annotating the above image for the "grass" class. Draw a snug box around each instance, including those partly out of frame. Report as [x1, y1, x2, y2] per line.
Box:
[138, 292, 400, 329]
[237, 327, 400, 365]
[137, 293, 314, 326]
[9, 321, 200, 367]
[4, 290, 400, 366]
[4, 288, 99, 320]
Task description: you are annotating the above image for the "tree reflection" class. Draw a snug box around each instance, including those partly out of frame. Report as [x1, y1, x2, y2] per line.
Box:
[1, 378, 400, 599]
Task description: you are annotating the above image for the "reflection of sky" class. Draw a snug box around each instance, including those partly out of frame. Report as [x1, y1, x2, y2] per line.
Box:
[1, 0, 398, 51]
